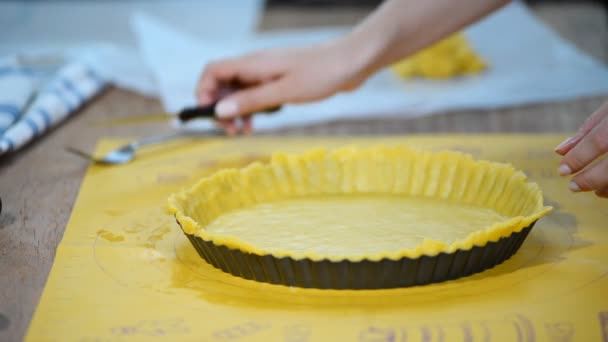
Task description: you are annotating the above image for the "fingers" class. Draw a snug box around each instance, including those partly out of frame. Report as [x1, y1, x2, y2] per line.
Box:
[197, 60, 235, 105]
[555, 101, 608, 156]
[215, 118, 237, 136]
[594, 186, 608, 198]
[214, 116, 254, 136]
[197, 53, 285, 135]
[196, 55, 271, 136]
[215, 80, 288, 119]
[569, 156, 608, 193]
[196, 58, 261, 105]
[558, 115, 608, 176]
[554, 101, 608, 199]
[242, 116, 253, 135]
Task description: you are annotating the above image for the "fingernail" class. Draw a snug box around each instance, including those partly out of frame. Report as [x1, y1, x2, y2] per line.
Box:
[216, 100, 238, 118]
[569, 181, 581, 192]
[558, 164, 572, 176]
[554, 136, 573, 151]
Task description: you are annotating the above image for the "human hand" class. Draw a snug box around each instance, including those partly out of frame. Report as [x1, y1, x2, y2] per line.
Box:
[196, 38, 369, 135]
[555, 101, 608, 198]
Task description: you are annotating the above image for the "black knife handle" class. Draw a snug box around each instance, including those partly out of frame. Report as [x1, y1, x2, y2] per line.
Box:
[177, 104, 216, 122]
[177, 103, 282, 122]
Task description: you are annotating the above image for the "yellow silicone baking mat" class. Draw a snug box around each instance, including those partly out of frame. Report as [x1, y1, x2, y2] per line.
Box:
[27, 135, 608, 342]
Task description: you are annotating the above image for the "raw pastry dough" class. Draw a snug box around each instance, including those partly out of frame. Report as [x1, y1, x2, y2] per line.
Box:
[169, 146, 551, 261]
[392, 33, 487, 79]
[206, 195, 508, 258]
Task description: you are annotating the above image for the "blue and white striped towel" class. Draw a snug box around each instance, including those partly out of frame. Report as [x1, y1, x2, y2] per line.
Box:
[0, 69, 35, 132]
[0, 56, 107, 156]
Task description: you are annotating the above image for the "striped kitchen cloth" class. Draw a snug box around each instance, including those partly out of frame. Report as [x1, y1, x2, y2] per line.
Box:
[0, 56, 107, 156]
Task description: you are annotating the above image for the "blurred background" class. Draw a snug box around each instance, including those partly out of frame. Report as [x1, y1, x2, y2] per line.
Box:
[0, 0, 605, 62]
[262, 0, 607, 64]
[0, 0, 607, 145]
[1, 4, 607, 342]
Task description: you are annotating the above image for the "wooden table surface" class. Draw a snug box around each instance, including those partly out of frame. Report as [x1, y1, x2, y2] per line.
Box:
[1, 3, 607, 341]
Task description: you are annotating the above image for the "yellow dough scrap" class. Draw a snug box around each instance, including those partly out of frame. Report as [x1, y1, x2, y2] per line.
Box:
[391, 33, 487, 79]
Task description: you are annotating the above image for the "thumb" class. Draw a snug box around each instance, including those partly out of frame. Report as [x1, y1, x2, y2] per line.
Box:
[215, 81, 288, 119]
